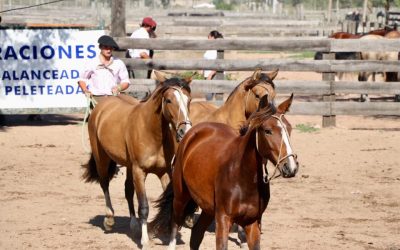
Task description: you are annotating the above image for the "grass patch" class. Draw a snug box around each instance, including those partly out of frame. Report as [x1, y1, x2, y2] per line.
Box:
[295, 123, 319, 133]
[288, 51, 316, 59]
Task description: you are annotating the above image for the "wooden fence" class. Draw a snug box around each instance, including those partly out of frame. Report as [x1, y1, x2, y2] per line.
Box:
[117, 37, 400, 127]
[2, 37, 399, 127]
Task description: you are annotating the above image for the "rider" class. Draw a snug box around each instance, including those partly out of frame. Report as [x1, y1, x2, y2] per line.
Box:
[78, 35, 130, 105]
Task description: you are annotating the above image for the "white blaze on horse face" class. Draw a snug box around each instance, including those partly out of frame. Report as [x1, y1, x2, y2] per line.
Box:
[173, 89, 191, 129]
[277, 119, 297, 172]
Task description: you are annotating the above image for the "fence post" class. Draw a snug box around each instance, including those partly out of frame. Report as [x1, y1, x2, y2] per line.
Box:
[214, 50, 225, 101]
[322, 53, 336, 127]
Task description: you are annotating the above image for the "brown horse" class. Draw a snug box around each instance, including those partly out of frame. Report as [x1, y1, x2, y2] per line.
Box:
[82, 71, 192, 246]
[190, 69, 278, 130]
[329, 31, 362, 39]
[151, 94, 299, 250]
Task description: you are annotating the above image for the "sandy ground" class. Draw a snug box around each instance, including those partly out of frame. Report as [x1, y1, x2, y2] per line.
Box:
[0, 111, 399, 250]
[1, 50, 399, 249]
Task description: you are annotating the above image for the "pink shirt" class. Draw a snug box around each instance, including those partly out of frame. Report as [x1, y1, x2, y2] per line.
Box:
[79, 56, 130, 95]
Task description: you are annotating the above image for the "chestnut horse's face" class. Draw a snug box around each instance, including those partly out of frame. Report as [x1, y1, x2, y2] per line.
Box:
[162, 86, 192, 142]
[257, 95, 299, 178]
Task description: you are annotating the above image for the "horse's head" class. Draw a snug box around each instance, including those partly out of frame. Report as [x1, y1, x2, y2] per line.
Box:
[242, 68, 278, 117]
[243, 94, 299, 179]
[155, 71, 192, 142]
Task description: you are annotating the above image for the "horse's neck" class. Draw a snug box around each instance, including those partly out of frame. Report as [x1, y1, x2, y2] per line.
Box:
[237, 130, 269, 199]
[210, 87, 247, 129]
[238, 130, 261, 175]
[138, 97, 164, 137]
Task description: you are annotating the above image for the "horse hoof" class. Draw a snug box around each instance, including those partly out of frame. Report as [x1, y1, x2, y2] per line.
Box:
[103, 216, 115, 231]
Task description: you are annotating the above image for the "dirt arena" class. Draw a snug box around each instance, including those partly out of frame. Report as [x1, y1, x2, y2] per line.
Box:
[1, 109, 399, 249]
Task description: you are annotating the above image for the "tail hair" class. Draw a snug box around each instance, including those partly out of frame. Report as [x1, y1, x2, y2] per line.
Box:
[149, 182, 175, 235]
[81, 154, 118, 183]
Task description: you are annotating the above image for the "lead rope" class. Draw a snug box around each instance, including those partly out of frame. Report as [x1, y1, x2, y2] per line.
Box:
[81, 94, 97, 154]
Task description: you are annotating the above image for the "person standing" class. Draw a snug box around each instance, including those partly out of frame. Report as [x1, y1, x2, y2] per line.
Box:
[128, 17, 157, 79]
[78, 35, 130, 105]
[203, 30, 224, 101]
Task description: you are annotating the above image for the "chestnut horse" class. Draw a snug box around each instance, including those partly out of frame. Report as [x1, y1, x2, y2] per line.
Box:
[190, 69, 278, 130]
[151, 94, 299, 250]
[82, 72, 192, 245]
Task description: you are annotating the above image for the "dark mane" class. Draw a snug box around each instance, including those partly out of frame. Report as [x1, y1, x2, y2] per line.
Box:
[225, 73, 275, 102]
[239, 103, 276, 136]
[140, 77, 191, 103]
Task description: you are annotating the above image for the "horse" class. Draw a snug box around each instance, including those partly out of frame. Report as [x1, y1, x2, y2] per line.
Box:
[81, 71, 192, 246]
[151, 94, 299, 250]
[190, 69, 278, 130]
[358, 33, 399, 101]
[329, 31, 362, 39]
[314, 33, 361, 81]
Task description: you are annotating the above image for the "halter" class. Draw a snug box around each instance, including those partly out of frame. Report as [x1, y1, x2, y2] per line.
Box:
[255, 114, 297, 183]
[162, 86, 192, 133]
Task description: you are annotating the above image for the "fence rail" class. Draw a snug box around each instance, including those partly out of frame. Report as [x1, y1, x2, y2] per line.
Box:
[2, 37, 400, 125]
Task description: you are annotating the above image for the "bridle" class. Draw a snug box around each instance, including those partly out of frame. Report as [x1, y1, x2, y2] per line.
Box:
[162, 86, 192, 135]
[255, 114, 297, 183]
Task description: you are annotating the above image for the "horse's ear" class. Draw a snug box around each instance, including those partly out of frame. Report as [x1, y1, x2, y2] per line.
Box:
[277, 93, 294, 114]
[258, 94, 269, 111]
[184, 72, 197, 85]
[184, 77, 192, 85]
[244, 68, 262, 91]
[252, 68, 262, 81]
[154, 70, 168, 83]
[267, 69, 279, 81]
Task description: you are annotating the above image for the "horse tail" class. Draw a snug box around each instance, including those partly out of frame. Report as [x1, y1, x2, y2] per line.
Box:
[149, 182, 175, 234]
[81, 154, 100, 183]
[81, 154, 118, 183]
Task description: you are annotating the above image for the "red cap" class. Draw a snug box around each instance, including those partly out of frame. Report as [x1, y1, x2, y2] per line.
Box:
[142, 17, 157, 28]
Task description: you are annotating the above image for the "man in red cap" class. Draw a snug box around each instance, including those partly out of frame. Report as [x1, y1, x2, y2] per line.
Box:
[128, 17, 157, 60]
[127, 17, 157, 99]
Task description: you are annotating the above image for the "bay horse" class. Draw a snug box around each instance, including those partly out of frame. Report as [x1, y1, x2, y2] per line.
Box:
[82, 71, 192, 245]
[190, 69, 278, 130]
[151, 94, 299, 250]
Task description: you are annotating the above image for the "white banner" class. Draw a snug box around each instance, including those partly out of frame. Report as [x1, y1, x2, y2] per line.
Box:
[0, 29, 105, 109]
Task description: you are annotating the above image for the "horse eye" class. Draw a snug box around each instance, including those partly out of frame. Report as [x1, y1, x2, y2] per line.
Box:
[264, 129, 272, 135]
[164, 99, 172, 104]
[255, 94, 260, 98]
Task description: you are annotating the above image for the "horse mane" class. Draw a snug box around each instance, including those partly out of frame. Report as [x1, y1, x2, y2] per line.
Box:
[239, 103, 276, 136]
[140, 77, 191, 103]
[225, 73, 275, 102]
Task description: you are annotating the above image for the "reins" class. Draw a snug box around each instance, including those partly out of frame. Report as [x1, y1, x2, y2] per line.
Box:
[81, 94, 98, 154]
[255, 114, 297, 183]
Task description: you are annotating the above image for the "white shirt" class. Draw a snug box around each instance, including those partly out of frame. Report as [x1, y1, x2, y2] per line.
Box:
[79, 56, 130, 96]
[203, 50, 217, 78]
[128, 27, 150, 58]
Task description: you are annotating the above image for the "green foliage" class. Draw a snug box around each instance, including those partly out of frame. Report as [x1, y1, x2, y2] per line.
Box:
[213, 0, 235, 10]
[177, 71, 204, 80]
[295, 123, 319, 133]
[288, 51, 315, 59]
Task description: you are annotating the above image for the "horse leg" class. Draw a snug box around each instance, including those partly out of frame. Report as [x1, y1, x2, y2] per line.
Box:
[93, 151, 117, 231]
[125, 167, 136, 230]
[189, 211, 213, 250]
[96, 160, 117, 231]
[158, 172, 171, 190]
[215, 214, 232, 250]
[132, 166, 150, 245]
[237, 225, 247, 246]
[244, 222, 261, 250]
